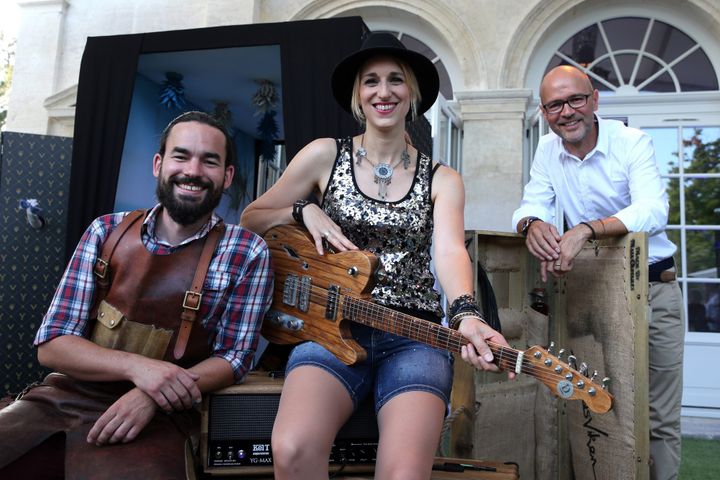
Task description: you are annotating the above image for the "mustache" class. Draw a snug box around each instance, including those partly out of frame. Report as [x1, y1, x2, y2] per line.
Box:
[170, 174, 212, 189]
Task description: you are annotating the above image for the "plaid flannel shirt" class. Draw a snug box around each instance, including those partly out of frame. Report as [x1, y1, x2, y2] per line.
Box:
[35, 205, 274, 382]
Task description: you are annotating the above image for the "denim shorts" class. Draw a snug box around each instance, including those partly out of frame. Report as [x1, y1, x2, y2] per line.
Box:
[286, 323, 454, 413]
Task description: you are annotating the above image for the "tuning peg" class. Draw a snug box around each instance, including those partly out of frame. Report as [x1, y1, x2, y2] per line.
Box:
[558, 348, 566, 360]
[567, 355, 577, 370]
[547, 341, 555, 355]
[590, 370, 598, 382]
[579, 362, 589, 377]
[602, 377, 611, 390]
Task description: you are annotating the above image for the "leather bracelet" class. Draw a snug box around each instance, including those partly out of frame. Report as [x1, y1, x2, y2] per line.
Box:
[292, 199, 310, 225]
[579, 221, 597, 240]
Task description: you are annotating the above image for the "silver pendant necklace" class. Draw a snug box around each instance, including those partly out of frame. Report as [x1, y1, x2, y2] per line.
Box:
[355, 135, 410, 199]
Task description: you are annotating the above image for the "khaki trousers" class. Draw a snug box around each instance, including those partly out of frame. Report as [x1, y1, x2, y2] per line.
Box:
[648, 280, 685, 480]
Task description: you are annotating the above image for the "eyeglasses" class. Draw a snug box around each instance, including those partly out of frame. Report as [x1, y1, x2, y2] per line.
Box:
[542, 94, 592, 114]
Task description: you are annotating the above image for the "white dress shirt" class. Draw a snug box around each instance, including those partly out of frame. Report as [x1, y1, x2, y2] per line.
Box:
[512, 115, 676, 264]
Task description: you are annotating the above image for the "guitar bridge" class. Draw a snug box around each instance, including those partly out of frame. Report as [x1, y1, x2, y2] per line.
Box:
[325, 285, 340, 321]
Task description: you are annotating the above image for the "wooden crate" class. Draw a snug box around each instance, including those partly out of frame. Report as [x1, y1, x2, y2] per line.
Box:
[452, 231, 650, 480]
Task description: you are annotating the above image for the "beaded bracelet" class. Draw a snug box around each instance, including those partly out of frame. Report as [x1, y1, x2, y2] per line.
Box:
[449, 294, 476, 318]
[449, 311, 488, 330]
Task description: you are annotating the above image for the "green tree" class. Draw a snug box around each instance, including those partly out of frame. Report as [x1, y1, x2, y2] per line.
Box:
[0, 31, 15, 130]
[667, 128, 720, 275]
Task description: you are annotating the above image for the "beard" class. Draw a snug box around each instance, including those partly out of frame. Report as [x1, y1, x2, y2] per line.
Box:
[553, 114, 593, 146]
[156, 173, 224, 226]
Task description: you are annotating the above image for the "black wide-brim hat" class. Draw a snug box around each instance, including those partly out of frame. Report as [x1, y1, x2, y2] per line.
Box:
[331, 32, 440, 117]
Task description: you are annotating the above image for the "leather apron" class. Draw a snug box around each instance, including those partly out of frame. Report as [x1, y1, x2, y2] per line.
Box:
[0, 214, 221, 479]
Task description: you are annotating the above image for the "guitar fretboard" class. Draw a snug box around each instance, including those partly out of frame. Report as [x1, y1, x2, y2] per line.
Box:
[342, 296, 520, 372]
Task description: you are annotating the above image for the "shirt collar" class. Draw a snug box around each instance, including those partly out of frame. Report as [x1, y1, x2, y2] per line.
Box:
[143, 203, 221, 247]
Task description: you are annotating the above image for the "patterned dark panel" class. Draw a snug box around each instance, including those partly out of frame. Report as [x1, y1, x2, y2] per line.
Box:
[407, 115, 433, 158]
[0, 132, 72, 395]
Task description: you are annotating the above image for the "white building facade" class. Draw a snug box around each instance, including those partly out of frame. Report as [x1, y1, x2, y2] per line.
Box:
[6, 0, 720, 415]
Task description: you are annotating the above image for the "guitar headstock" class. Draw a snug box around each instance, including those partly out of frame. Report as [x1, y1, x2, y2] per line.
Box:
[524, 345, 614, 414]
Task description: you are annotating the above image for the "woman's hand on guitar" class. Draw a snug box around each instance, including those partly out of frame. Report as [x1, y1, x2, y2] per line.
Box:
[301, 203, 358, 255]
[458, 317, 516, 379]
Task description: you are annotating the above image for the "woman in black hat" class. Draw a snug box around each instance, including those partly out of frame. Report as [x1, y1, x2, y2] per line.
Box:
[241, 32, 512, 478]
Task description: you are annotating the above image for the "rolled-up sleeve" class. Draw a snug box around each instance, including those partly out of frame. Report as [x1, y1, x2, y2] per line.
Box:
[212, 237, 273, 382]
[611, 134, 669, 235]
[35, 215, 117, 345]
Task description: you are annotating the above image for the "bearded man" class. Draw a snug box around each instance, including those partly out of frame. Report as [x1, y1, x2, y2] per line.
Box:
[0, 111, 273, 479]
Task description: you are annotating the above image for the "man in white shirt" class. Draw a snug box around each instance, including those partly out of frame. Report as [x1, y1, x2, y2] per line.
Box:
[512, 65, 684, 480]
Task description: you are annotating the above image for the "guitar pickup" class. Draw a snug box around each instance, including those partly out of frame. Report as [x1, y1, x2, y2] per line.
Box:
[282, 274, 298, 306]
[325, 285, 340, 321]
[297, 276, 312, 312]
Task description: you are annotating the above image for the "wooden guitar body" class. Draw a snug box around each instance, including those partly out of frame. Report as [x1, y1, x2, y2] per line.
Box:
[262, 224, 378, 365]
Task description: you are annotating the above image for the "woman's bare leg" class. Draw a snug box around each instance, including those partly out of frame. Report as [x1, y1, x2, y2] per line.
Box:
[271, 366, 354, 479]
[374, 391, 445, 479]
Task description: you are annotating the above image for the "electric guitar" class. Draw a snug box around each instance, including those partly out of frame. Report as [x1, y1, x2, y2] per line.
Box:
[262, 225, 613, 414]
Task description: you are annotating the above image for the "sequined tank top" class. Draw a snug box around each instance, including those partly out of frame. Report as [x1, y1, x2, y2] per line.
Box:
[321, 137, 443, 319]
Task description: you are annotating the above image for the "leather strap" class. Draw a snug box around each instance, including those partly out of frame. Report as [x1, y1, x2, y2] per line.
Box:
[91, 210, 146, 318]
[173, 221, 225, 360]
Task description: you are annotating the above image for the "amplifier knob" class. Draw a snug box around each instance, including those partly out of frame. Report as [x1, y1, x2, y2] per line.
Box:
[237, 449, 246, 460]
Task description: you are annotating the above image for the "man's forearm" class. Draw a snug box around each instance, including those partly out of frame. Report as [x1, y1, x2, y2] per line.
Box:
[187, 356, 236, 393]
[584, 216, 628, 240]
[37, 334, 143, 382]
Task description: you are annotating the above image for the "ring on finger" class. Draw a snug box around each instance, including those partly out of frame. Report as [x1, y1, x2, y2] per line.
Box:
[322, 230, 331, 238]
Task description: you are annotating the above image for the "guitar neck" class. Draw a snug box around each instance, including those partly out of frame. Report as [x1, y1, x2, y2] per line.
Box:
[342, 296, 519, 370]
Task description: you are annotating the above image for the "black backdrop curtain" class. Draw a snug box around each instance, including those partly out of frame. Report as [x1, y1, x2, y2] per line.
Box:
[66, 17, 367, 260]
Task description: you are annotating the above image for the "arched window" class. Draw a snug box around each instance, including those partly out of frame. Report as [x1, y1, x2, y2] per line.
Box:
[544, 17, 719, 94]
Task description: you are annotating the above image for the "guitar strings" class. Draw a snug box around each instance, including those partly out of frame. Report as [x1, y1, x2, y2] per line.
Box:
[290, 282, 600, 389]
[298, 283, 575, 384]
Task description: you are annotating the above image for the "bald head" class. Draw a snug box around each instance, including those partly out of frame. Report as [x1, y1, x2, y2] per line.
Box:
[538, 65, 599, 158]
[540, 66, 594, 104]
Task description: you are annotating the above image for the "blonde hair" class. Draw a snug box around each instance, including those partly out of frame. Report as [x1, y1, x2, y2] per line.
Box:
[350, 56, 421, 125]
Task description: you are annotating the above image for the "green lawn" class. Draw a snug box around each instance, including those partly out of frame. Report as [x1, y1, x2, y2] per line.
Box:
[681, 438, 720, 479]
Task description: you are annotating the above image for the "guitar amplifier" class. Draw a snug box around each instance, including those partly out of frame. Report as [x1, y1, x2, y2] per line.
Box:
[201, 372, 379, 476]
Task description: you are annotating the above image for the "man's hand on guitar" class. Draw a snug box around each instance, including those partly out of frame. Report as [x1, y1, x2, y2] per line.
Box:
[457, 317, 516, 379]
[300, 203, 358, 255]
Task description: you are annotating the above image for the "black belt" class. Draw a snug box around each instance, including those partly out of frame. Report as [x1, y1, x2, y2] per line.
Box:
[649, 257, 675, 282]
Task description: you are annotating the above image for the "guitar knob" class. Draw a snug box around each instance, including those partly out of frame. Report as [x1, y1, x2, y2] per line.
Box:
[590, 370, 598, 382]
[547, 341, 555, 355]
[347, 266, 358, 276]
[579, 362, 589, 376]
[375, 267, 390, 285]
[602, 377, 611, 390]
[558, 348, 566, 360]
